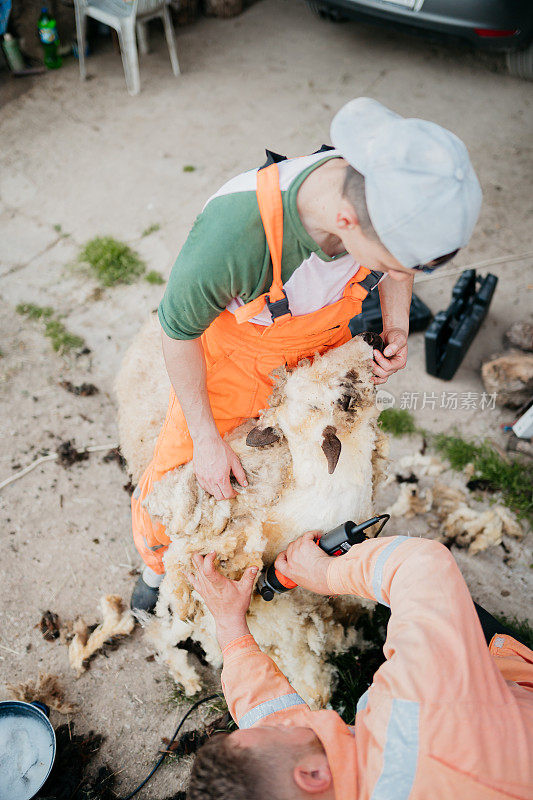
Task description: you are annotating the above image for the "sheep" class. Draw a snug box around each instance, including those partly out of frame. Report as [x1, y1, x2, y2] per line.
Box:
[116, 316, 388, 706]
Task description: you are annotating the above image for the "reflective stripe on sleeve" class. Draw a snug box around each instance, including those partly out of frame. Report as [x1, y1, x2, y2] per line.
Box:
[371, 698, 420, 800]
[371, 536, 408, 607]
[356, 689, 369, 713]
[238, 693, 306, 729]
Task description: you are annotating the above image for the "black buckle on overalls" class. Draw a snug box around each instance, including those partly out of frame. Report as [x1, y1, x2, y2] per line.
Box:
[266, 289, 291, 320]
[358, 270, 383, 293]
[259, 144, 334, 171]
[260, 149, 288, 170]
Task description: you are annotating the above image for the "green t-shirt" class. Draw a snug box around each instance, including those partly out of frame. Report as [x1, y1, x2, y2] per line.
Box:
[158, 151, 358, 339]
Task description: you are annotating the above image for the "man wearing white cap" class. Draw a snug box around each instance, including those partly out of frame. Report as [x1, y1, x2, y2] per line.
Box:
[130, 98, 482, 613]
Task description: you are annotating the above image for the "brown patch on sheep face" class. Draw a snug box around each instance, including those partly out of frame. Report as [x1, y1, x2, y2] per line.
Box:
[338, 367, 374, 415]
[322, 426, 342, 474]
[246, 426, 280, 447]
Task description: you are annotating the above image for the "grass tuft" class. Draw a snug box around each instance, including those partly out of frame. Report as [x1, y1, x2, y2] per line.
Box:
[183, 165, 196, 172]
[79, 236, 146, 287]
[142, 223, 161, 237]
[434, 434, 533, 525]
[16, 303, 85, 354]
[53, 223, 69, 238]
[16, 303, 53, 321]
[379, 408, 417, 436]
[44, 319, 85, 353]
[145, 270, 165, 285]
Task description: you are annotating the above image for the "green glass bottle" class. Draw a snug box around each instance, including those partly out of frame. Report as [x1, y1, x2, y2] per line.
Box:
[38, 7, 62, 69]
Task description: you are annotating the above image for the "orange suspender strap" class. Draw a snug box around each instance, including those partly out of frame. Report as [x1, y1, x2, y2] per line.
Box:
[257, 164, 285, 303]
[233, 163, 383, 324]
[234, 164, 291, 324]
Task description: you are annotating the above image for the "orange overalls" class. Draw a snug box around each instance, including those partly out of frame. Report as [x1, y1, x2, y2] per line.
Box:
[131, 162, 382, 573]
[221, 537, 533, 799]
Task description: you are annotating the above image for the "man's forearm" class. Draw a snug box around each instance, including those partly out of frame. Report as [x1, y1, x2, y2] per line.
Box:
[378, 274, 413, 334]
[161, 330, 219, 443]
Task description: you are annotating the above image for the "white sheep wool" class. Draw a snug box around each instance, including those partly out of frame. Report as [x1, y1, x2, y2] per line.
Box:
[116, 316, 389, 706]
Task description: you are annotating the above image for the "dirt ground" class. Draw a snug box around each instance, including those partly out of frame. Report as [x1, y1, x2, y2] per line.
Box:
[1, 0, 532, 794]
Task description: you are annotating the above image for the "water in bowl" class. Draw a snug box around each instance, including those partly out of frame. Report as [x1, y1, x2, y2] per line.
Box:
[0, 714, 54, 800]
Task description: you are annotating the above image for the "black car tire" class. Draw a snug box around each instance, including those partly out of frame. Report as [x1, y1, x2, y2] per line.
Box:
[507, 42, 533, 80]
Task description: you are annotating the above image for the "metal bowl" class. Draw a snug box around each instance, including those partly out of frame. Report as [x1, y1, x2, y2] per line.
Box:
[0, 700, 56, 800]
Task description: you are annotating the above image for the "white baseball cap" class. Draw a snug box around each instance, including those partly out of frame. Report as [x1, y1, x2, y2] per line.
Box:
[330, 97, 482, 269]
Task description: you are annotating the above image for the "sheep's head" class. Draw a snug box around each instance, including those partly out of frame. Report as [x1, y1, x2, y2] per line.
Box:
[246, 334, 378, 475]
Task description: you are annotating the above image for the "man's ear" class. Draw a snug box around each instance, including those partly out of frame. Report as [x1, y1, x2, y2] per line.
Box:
[336, 198, 360, 231]
[293, 752, 333, 795]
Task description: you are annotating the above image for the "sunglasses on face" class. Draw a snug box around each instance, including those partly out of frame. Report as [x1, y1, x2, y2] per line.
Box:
[412, 249, 459, 274]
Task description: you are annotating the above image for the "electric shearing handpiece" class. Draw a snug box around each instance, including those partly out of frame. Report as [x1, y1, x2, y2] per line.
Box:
[256, 515, 390, 601]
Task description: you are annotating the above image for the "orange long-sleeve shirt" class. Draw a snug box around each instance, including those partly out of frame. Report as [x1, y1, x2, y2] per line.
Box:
[221, 536, 533, 800]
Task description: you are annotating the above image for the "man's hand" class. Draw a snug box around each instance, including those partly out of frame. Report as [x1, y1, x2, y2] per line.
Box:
[274, 532, 332, 595]
[372, 328, 408, 385]
[184, 552, 258, 649]
[193, 436, 248, 500]
[161, 333, 248, 501]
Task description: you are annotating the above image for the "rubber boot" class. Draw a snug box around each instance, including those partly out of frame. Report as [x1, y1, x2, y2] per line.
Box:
[131, 566, 164, 613]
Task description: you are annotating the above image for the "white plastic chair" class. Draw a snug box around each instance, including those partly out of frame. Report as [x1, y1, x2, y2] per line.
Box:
[74, 0, 180, 96]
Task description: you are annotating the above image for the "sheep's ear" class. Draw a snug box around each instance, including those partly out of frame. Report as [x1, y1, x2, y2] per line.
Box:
[246, 426, 280, 447]
[322, 425, 341, 474]
[357, 331, 385, 353]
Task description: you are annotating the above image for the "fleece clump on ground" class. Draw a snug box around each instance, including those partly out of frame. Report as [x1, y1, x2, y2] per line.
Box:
[379, 409, 533, 525]
[68, 595, 135, 676]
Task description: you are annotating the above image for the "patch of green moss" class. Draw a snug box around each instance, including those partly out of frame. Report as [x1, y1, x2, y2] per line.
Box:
[183, 164, 196, 172]
[79, 236, 146, 287]
[434, 434, 533, 525]
[142, 223, 161, 237]
[16, 303, 85, 354]
[379, 408, 417, 436]
[145, 270, 165, 285]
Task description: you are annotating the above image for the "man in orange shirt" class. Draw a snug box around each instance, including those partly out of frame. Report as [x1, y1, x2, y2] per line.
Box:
[185, 533, 533, 800]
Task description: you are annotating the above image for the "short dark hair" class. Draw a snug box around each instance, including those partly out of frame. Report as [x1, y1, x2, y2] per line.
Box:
[187, 732, 282, 800]
[342, 165, 378, 240]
